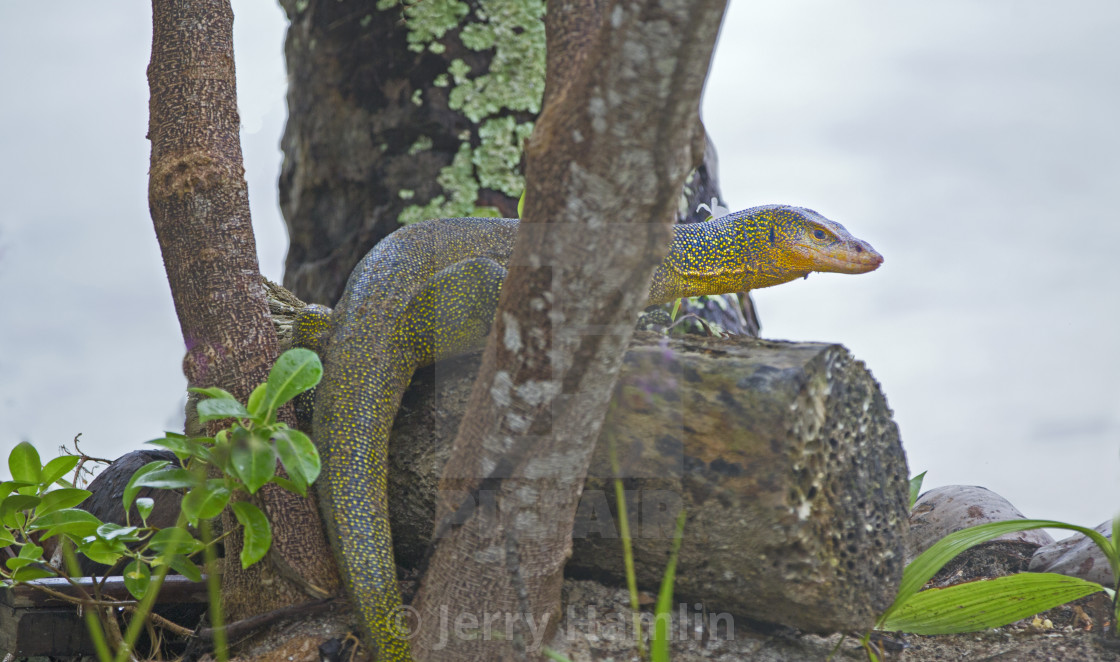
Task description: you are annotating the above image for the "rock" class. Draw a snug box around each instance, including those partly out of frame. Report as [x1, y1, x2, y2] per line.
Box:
[1030, 520, 1115, 586]
[908, 485, 1054, 562]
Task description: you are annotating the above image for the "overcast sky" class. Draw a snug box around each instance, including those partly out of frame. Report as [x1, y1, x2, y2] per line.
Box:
[1, 2, 1117, 529]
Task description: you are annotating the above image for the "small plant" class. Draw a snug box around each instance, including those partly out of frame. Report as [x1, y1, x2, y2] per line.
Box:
[875, 517, 1115, 637]
[859, 473, 1119, 660]
[0, 347, 323, 662]
[907, 471, 925, 509]
[0, 444, 88, 582]
[146, 347, 324, 568]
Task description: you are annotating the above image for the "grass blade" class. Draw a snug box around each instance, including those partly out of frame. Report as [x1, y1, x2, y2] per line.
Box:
[651, 507, 686, 662]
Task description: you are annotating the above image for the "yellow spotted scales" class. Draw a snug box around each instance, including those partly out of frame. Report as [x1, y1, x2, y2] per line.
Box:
[295, 207, 882, 660]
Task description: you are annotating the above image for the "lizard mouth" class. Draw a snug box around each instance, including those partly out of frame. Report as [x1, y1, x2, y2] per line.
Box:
[795, 240, 884, 275]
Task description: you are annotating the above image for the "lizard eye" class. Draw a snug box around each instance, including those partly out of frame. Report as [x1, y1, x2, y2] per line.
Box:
[813, 229, 827, 240]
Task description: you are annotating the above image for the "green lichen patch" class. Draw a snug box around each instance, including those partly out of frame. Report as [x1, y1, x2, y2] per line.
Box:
[402, 0, 470, 52]
[474, 117, 535, 197]
[396, 0, 546, 224]
[398, 144, 501, 224]
[408, 135, 434, 155]
[446, 0, 545, 122]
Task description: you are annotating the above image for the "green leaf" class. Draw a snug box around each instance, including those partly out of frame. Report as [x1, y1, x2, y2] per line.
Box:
[909, 471, 927, 510]
[147, 435, 207, 462]
[17, 543, 43, 560]
[123, 460, 172, 519]
[669, 298, 682, 321]
[29, 508, 102, 540]
[880, 572, 1104, 634]
[78, 537, 128, 566]
[274, 428, 321, 489]
[246, 383, 268, 419]
[0, 481, 33, 497]
[652, 508, 687, 662]
[95, 523, 141, 542]
[1112, 513, 1120, 563]
[41, 456, 80, 487]
[148, 526, 205, 557]
[208, 433, 230, 470]
[879, 518, 1120, 627]
[8, 442, 42, 484]
[268, 476, 306, 496]
[231, 431, 277, 495]
[181, 482, 232, 523]
[135, 497, 154, 525]
[517, 189, 526, 218]
[191, 445, 218, 466]
[232, 501, 272, 568]
[1, 494, 41, 528]
[167, 554, 203, 582]
[262, 348, 323, 420]
[5, 556, 32, 571]
[132, 466, 195, 491]
[197, 397, 251, 423]
[11, 564, 55, 582]
[122, 559, 152, 600]
[0, 528, 14, 547]
[36, 488, 91, 517]
[188, 386, 238, 401]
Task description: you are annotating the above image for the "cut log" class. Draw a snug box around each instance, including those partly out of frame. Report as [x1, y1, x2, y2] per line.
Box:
[385, 331, 908, 634]
[72, 328, 907, 636]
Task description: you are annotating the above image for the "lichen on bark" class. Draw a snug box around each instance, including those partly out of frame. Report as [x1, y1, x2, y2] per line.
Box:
[390, 0, 546, 223]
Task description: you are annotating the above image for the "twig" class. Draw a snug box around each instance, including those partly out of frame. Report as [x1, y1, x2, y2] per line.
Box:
[120, 604, 195, 638]
[194, 597, 342, 642]
[23, 574, 138, 609]
[64, 433, 114, 488]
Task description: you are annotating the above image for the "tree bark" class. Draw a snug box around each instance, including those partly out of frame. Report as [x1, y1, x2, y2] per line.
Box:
[411, 1, 729, 659]
[147, 0, 338, 624]
[277, 0, 532, 305]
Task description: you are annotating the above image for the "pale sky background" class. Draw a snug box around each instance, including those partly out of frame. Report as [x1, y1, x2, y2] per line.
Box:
[1, 2, 1118, 530]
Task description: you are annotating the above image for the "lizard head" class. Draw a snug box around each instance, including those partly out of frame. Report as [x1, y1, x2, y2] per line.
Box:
[648, 205, 884, 302]
[771, 206, 883, 277]
[736, 205, 882, 290]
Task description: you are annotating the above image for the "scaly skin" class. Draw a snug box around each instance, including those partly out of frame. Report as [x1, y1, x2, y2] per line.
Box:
[298, 206, 881, 660]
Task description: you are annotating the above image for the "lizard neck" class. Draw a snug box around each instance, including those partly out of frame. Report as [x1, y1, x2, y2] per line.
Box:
[647, 216, 754, 305]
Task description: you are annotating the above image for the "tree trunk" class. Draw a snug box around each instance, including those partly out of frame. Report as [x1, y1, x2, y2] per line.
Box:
[411, 1, 729, 659]
[277, 0, 532, 305]
[147, 0, 338, 624]
[277, 0, 759, 338]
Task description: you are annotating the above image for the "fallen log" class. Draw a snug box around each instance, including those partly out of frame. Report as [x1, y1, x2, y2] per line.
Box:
[70, 325, 908, 636]
[384, 331, 909, 633]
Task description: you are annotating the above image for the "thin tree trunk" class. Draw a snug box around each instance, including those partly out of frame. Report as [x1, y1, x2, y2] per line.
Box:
[147, 0, 338, 624]
[412, 1, 729, 659]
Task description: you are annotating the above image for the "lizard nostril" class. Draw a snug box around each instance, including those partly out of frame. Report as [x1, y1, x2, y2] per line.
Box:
[854, 245, 863, 253]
